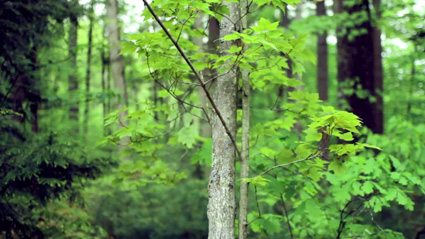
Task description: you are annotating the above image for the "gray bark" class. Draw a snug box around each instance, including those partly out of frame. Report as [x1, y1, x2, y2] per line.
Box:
[106, 0, 129, 152]
[207, 1, 240, 238]
[238, 1, 250, 239]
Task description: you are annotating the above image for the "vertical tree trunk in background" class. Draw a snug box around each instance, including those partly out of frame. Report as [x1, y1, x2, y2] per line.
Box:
[84, 0, 94, 137]
[295, 2, 303, 20]
[238, 1, 250, 239]
[29, 47, 39, 133]
[316, 0, 329, 101]
[192, 13, 207, 179]
[207, 2, 239, 238]
[204, 9, 220, 135]
[101, 44, 107, 135]
[10, 47, 40, 133]
[276, 4, 292, 110]
[372, 0, 384, 133]
[406, 45, 417, 120]
[334, 0, 344, 105]
[194, 13, 213, 139]
[335, 0, 383, 134]
[106, 0, 129, 152]
[101, 21, 111, 136]
[68, 0, 79, 127]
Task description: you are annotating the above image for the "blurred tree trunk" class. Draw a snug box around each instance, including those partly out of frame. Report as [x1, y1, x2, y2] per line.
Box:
[238, 1, 250, 239]
[316, 0, 328, 101]
[101, 30, 107, 135]
[10, 47, 40, 133]
[192, 13, 207, 179]
[295, 2, 303, 20]
[372, 0, 384, 133]
[193, 13, 213, 139]
[29, 48, 39, 133]
[207, 2, 239, 238]
[276, 4, 292, 111]
[68, 0, 79, 129]
[106, 0, 129, 152]
[407, 45, 417, 120]
[84, 0, 94, 138]
[334, 0, 344, 105]
[101, 22, 111, 136]
[335, 0, 383, 134]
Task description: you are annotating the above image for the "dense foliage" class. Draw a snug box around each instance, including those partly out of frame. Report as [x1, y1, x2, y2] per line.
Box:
[0, 0, 424, 238]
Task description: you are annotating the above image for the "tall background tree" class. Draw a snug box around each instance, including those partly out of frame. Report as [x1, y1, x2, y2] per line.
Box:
[1, 0, 424, 238]
[336, 0, 383, 134]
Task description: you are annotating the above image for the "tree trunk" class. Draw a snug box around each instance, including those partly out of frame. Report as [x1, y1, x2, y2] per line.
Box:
[316, 0, 329, 101]
[10, 47, 39, 133]
[371, 0, 384, 133]
[276, 4, 292, 111]
[207, 2, 239, 239]
[68, 0, 79, 128]
[84, 0, 94, 138]
[407, 45, 417, 120]
[238, 1, 250, 239]
[295, 2, 303, 20]
[101, 46, 107, 135]
[334, 0, 344, 104]
[106, 0, 129, 152]
[336, 0, 383, 134]
[28, 46, 40, 133]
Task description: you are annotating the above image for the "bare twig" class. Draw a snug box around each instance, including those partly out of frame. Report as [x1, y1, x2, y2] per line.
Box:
[145, 52, 209, 122]
[258, 152, 318, 177]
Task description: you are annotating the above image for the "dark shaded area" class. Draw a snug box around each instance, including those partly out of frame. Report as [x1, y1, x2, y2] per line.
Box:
[336, 0, 383, 134]
[0, 129, 115, 238]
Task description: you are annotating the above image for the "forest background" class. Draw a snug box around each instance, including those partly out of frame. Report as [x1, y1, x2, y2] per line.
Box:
[1, 0, 425, 238]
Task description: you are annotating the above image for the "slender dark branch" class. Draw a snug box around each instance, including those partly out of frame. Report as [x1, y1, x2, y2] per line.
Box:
[145, 52, 208, 122]
[201, 44, 262, 86]
[142, 0, 241, 158]
[176, 11, 195, 44]
[336, 200, 353, 239]
[2, 73, 21, 103]
[234, 0, 254, 26]
[280, 193, 294, 239]
[247, 185, 261, 225]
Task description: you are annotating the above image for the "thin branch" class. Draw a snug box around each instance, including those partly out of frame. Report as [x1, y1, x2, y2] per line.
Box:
[336, 200, 352, 239]
[280, 193, 294, 239]
[257, 152, 318, 177]
[145, 52, 209, 122]
[247, 185, 261, 225]
[142, 0, 241, 158]
[176, 11, 195, 44]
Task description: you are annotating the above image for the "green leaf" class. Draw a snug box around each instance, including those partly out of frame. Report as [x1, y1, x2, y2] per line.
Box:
[222, 33, 241, 41]
[361, 181, 374, 194]
[227, 45, 242, 53]
[277, 148, 295, 164]
[177, 125, 198, 148]
[328, 159, 346, 175]
[307, 168, 322, 181]
[191, 138, 212, 166]
[262, 216, 282, 234]
[243, 176, 270, 186]
[251, 18, 280, 32]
